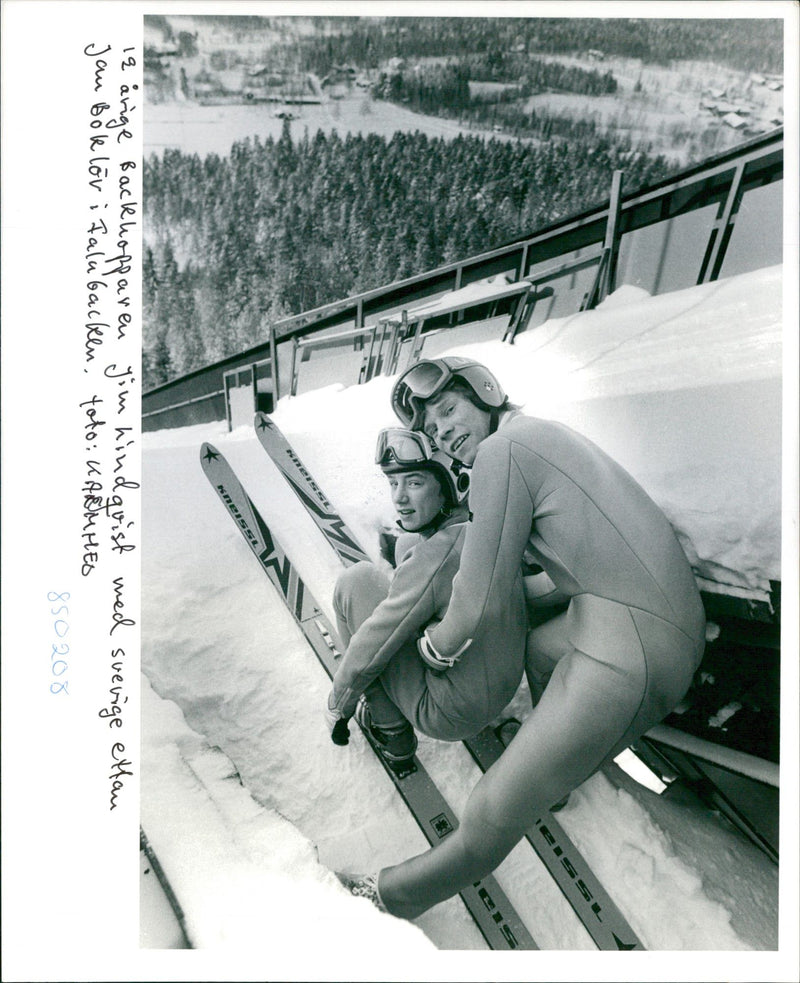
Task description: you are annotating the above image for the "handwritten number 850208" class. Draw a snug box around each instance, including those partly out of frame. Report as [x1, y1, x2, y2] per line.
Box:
[47, 591, 70, 694]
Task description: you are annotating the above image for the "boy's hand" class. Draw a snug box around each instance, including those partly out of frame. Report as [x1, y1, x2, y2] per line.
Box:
[324, 692, 351, 745]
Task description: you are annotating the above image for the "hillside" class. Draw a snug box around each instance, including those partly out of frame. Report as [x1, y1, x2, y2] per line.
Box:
[142, 13, 784, 392]
[144, 13, 784, 161]
[141, 129, 675, 388]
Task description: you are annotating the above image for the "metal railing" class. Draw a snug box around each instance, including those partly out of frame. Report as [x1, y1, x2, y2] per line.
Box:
[143, 127, 783, 431]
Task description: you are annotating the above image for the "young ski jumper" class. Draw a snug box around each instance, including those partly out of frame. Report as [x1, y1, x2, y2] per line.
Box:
[325, 427, 527, 765]
[352, 357, 707, 919]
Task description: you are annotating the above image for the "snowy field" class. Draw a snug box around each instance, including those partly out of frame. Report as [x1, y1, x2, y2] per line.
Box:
[140, 263, 795, 977]
[144, 96, 528, 158]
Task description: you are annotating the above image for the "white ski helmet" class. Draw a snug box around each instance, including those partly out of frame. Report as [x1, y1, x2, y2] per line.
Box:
[375, 427, 469, 507]
[391, 356, 507, 430]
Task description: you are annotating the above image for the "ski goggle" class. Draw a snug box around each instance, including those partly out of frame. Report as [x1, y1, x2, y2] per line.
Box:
[375, 427, 470, 503]
[391, 361, 459, 429]
[375, 428, 436, 468]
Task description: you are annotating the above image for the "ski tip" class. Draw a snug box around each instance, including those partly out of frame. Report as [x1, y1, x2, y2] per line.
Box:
[254, 411, 274, 432]
[200, 443, 222, 465]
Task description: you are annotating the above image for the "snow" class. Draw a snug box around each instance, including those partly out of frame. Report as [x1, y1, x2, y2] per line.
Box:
[380, 273, 530, 322]
[139, 264, 793, 972]
[467, 266, 783, 594]
[141, 676, 436, 953]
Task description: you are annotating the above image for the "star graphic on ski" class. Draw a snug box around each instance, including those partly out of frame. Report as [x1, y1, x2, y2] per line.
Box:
[256, 413, 275, 432]
[202, 445, 221, 462]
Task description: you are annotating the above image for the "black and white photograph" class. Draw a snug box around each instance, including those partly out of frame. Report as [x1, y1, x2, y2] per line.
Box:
[2, 2, 798, 981]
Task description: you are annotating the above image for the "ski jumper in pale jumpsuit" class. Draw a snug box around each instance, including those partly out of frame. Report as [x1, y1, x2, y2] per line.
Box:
[330, 509, 527, 741]
[378, 411, 706, 917]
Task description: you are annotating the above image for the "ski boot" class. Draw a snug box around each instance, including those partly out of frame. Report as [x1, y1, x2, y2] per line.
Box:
[355, 697, 418, 779]
[336, 871, 387, 913]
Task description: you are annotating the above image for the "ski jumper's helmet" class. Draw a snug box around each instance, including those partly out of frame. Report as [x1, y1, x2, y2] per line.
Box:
[391, 356, 507, 431]
[375, 427, 469, 508]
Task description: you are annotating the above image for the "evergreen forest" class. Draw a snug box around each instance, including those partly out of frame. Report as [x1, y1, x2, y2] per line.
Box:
[143, 125, 674, 389]
[142, 14, 783, 389]
[370, 58, 618, 120]
[147, 15, 783, 76]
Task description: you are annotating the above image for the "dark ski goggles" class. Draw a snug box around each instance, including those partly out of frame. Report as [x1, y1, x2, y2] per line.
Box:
[375, 428, 436, 468]
[391, 361, 457, 429]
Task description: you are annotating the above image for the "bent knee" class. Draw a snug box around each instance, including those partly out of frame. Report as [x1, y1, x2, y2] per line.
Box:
[333, 561, 383, 611]
[417, 705, 484, 742]
[334, 561, 377, 600]
[526, 612, 572, 665]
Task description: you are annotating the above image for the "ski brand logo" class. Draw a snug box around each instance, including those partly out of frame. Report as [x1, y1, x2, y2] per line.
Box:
[255, 419, 368, 565]
[284, 473, 366, 561]
[216, 484, 294, 597]
[473, 882, 519, 949]
[535, 821, 638, 948]
[536, 820, 604, 922]
[256, 416, 332, 506]
[430, 813, 454, 838]
[217, 484, 261, 551]
[286, 449, 331, 506]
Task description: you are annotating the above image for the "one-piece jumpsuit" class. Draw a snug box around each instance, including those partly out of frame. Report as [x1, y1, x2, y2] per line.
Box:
[330, 510, 527, 741]
[378, 411, 706, 916]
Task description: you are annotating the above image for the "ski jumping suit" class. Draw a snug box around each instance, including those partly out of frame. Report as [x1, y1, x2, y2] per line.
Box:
[378, 411, 706, 917]
[330, 510, 527, 741]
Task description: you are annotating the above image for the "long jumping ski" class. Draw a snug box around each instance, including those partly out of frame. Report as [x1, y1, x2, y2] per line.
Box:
[140, 827, 192, 949]
[253, 412, 644, 952]
[200, 442, 537, 951]
[255, 412, 369, 566]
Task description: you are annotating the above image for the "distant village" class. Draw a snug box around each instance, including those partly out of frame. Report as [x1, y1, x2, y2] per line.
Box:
[696, 74, 784, 136]
[586, 47, 783, 137]
[144, 36, 783, 137]
[145, 39, 376, 114]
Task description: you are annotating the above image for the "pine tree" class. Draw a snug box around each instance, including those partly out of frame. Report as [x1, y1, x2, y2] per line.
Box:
[142, 100, 679, 384]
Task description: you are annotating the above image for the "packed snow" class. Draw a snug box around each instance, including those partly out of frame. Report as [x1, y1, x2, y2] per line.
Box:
[141, 265, 787, 968]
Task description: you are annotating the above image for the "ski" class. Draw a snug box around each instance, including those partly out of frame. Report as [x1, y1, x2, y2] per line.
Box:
[140, 827, 192, 949]
[255, 412, 369, 566]
[253, 414, 644, 951]
[200, 442, 538, 951]
[465, 723, 643, 951]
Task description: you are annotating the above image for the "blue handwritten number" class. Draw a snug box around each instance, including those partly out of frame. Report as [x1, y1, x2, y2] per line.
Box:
[48, 592, 71, 695]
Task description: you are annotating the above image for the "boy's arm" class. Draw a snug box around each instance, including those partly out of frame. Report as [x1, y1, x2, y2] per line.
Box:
[427, 437, 533, 660]
[329, 537, 458, 717]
